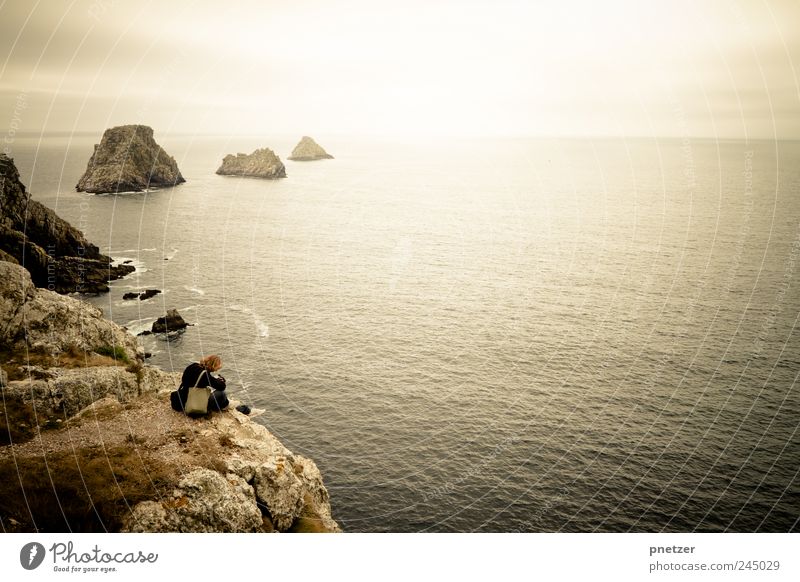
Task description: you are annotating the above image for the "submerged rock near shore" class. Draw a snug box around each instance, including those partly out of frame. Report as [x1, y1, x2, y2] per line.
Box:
[1, 154, 134, 293]
[76, 125, 185, 194]
[216, 148, 287, 179]
[0, 260, 340, 533]
[288, 136, 333, 161]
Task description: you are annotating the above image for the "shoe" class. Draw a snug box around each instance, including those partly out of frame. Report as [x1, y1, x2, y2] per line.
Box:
[236, 404, 251, 415]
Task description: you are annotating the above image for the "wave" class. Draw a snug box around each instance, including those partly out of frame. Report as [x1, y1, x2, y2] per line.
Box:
[123, 316, 155, 336]
[111, 256, 148, 274]
[183, 285, 205, 295]
[228, 303, 269, 338]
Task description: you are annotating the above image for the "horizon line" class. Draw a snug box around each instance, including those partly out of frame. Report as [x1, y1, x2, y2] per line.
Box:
[8, 130, 800, 142]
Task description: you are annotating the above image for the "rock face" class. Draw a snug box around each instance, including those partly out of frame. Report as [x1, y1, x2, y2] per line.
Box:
[0, 261, 140, 363]
[288, 136, 333, 161]
[151, 308, 188, 333]
[122, 408, 340, 533]
[216, 148, 286, 179]
[76, 125, 185, 194]
[1, 155, 134, 293]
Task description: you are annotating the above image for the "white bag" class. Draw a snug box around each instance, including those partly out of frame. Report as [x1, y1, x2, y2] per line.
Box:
[184, 369, 211, 415]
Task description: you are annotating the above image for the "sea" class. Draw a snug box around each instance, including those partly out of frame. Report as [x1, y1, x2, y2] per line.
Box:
[8, 134, 800, 532]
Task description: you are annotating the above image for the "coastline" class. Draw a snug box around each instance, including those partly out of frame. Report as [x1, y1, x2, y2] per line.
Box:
[0, 260, 340, 533]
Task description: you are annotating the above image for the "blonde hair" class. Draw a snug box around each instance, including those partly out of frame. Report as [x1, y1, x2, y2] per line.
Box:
[199, 354, 222, 372]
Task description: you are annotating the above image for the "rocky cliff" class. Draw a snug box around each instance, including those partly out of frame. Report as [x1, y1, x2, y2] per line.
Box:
[216, 148, 287, 179]
[76, 125, 185, 194]
[1, 154, 134, 293]
[288, 136, 333, 161]
[0, 261, 340, 533]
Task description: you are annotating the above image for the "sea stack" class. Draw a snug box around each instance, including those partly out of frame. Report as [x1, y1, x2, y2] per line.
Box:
[1, 154, 134, 293]
[216, 148, 286, 179]
[76, 125, 185, 194]
[288, 136, 333, 161]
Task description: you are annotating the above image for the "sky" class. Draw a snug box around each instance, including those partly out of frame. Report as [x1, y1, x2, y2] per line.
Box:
[0, 0, 798, 139]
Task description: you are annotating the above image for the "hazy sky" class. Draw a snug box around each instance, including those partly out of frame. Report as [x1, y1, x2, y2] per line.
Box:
[1, 0, 798, 138]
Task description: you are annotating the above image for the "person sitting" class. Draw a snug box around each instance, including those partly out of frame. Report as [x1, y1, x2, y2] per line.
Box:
[170, 354, 229, 413]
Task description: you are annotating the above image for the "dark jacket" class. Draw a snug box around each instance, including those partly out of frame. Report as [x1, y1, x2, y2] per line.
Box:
[171, 362, 227, 411]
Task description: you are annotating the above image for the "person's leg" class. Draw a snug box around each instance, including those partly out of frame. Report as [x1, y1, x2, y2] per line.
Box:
[170, 390, 184, 412]
[208, 390, 229, 411]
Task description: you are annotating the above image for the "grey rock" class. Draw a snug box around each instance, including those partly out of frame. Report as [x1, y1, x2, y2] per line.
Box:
[253, 457, 305, 530]
[288, 136, 333, 161]
[0, 262, 139, 360]
[216, 148, 286, 179]
[2, 365, 176, 417]
[76, 125, 185, 194]
[0, 248, 19, 264]
[122, 469, 263, 533]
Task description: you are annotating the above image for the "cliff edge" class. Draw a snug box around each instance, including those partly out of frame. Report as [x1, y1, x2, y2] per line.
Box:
[76, 125, 185, 194]
[1, 154, 134, 293]
[0, 261, 340, 533]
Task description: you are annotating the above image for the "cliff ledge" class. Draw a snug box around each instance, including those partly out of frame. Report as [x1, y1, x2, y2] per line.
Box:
[0, 261, 340, 533]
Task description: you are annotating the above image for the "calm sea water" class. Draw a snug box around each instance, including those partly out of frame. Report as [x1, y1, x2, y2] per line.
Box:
[9, 134, 800, 532]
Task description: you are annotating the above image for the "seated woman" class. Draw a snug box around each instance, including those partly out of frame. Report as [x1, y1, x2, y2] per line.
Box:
[170, 354, 229, 413]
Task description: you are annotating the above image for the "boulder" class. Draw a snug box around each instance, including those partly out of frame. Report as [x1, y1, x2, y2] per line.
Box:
[1, 154, 134, 293]
[123, 289, 160, 301]
[216, 148, 286, 179]
[76, 125, 185, 194]
[122, 469, 263, 533]
[288, 136, 333, 161]
[253, 457, 305, 530]
[139, 289, 161, 301]
[151, 308, 188, 333]
[0, 262, 139, 361]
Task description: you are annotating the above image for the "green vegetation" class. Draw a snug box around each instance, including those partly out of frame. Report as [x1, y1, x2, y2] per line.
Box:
[93, 345, 130, 364]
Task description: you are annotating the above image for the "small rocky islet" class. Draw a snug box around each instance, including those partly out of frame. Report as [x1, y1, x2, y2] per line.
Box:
[76, 125, 185, 194]
[215, 147, 287, 179]
[288, 136, 333, 161]
[0, 155, 340, 533]
[74, 125, 332, 188]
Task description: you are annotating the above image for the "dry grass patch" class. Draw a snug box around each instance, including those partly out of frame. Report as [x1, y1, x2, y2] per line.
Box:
[0, 444, 176, 532]
[0, 393, 37, 445]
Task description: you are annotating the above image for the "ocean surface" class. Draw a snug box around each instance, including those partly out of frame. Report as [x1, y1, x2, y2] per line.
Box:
[8, 134, 800, 532]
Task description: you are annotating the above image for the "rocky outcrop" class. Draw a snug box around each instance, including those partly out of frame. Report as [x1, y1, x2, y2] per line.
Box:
[0, 261, 140, 362]
[122, 409, 339, 533]
[2, 365, 176, 419]
[216, 148, 286, 179]
[123, 289, 161, 301]
[0, 261, 340, 533]
[288, 136, 333, 161]
[1, 155, 134, 293]
[76, 125, 185, 194]
[151, 308, 188, 333]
